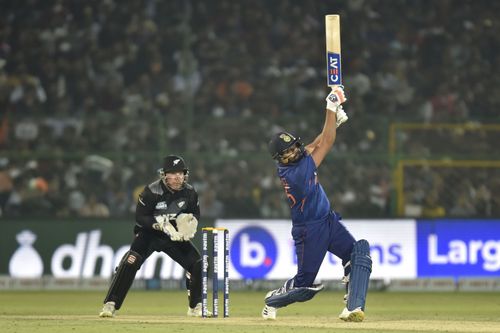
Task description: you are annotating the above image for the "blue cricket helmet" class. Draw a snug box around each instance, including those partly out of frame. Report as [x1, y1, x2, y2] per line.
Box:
[268, 131, 304, 160]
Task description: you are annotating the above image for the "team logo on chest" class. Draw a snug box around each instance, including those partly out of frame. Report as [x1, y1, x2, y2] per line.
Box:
[177, 201, 186, 208]
[155, 201, 168, 210]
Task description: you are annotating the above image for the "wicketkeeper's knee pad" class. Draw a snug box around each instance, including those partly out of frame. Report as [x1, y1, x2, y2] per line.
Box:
[347, 239, 372, 311]
[186, 259, 202, 288]
[104, 250, 143, 309]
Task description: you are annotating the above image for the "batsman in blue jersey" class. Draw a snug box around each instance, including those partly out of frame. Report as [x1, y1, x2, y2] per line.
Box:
[262, 86, 372, 322]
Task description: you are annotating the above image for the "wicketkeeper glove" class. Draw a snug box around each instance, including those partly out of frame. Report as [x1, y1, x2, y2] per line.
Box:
[175, 213, 198, 241]
[153, 214, 183, 241]
[336, 105, 348, 128]
[326, 85, 347, 112]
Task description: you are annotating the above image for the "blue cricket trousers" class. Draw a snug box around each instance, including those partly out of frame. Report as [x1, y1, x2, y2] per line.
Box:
[291, 211, 355, 287]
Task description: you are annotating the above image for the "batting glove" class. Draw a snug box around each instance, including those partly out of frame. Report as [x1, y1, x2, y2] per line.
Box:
[336, 106, 348, 128]
[326, 85, 347, 112]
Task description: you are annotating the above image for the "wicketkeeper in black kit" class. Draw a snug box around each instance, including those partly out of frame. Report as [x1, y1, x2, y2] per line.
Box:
[99, 155, 209, 317]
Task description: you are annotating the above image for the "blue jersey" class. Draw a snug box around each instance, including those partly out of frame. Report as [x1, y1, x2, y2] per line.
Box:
[277, 154, 331, 225]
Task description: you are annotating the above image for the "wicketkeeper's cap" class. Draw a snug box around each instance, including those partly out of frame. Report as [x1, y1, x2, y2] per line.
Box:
[162, 155, 188, 174]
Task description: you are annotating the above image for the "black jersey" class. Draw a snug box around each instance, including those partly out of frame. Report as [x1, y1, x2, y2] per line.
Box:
[134, 179, 200, 236]
[103, 177, 204, 312]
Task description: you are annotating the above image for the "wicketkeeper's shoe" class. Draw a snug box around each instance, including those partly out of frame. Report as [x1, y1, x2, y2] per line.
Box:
[338, 307, 364, 322]
[261, 304, 277, 320]
[99, 301, 116, 318]
[187, 303, 212, 317]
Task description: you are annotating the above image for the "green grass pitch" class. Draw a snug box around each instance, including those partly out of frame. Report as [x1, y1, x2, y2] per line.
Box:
[1, 290, 499, 333]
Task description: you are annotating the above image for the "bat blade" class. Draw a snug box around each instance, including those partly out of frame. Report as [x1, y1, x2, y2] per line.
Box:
[325, 14, 342, 87]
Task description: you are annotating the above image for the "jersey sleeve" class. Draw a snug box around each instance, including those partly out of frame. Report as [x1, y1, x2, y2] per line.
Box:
[190, 190, 201, 220]
[135, 186, 157, 230]
[303, 154, 317, 177]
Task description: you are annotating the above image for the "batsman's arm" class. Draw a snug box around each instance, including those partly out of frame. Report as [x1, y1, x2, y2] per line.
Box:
[305, 133, 322, 154]
[310, 109, 337, 168]
[308, 85, 348, 164]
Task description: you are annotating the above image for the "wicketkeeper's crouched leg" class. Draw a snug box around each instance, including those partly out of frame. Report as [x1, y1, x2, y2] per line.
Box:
[185, 258, 202, 309]
[103, 250, 143, 310]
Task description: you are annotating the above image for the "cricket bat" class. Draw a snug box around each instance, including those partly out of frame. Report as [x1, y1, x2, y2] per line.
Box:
[325, 14, 342, 87]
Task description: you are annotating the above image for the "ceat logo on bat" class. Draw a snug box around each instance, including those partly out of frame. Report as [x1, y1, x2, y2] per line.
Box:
[327, 52, 342, 85]
[230, 226, 277, 278]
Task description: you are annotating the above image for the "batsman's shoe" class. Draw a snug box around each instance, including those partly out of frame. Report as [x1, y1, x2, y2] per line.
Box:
[99, 301, 116, 318]
[187, 303, 212, 317]
[339, 307, 365, 322]
[262, 304, 277, 320]
[264, 282, 324, 308]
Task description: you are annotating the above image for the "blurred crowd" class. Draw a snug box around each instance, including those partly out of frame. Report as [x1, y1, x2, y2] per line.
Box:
[0, 0, 499, 219]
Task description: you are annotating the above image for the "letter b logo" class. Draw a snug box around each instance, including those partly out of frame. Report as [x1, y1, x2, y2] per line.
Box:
[231, 226, 277, 278]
